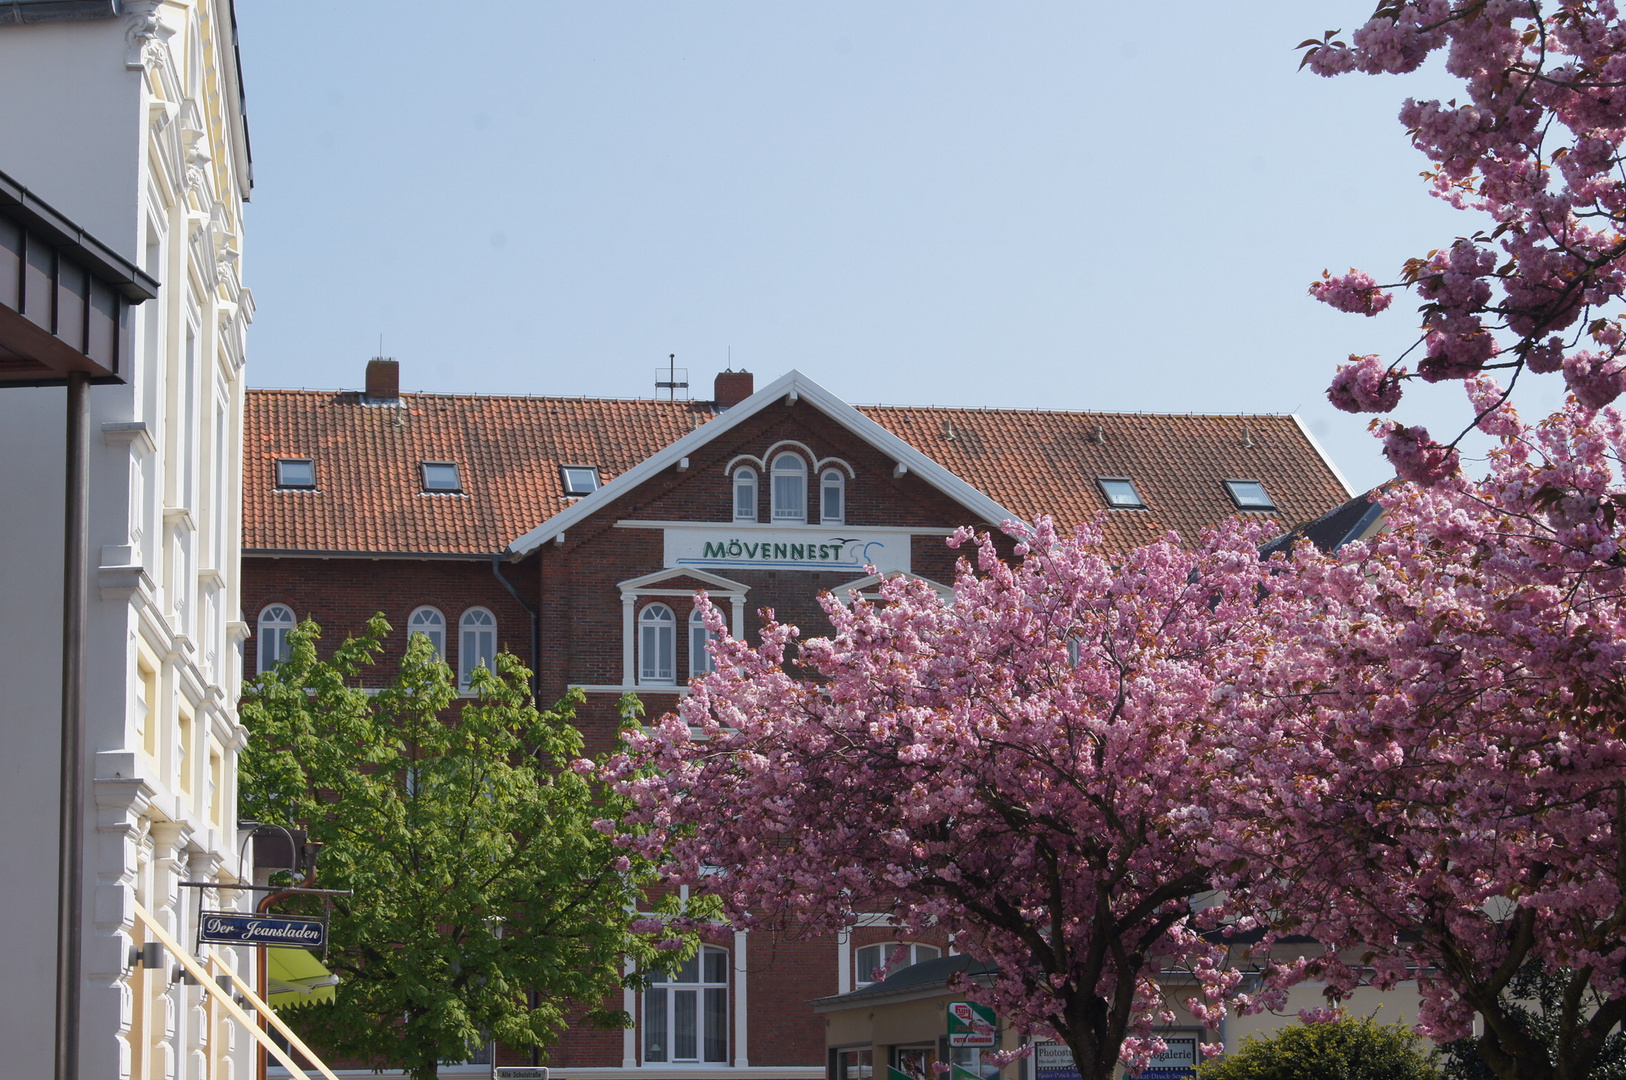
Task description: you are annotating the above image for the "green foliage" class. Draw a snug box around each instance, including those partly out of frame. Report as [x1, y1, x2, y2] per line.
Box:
[1439, 963, 1626, 1080]
[240, 617, 700, 1080]
[1194, 1017, 1441, 1080]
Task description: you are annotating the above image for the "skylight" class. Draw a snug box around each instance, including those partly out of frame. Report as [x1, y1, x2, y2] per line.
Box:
[421, 461, 462, 493]
[1096, 477, 1145, 509]
[1223, 479, 1275, 511]
[275, 459, 315, 490]
[561, 465, 600, 497]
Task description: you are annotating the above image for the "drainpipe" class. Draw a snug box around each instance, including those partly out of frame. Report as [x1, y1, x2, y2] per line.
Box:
[490, 554, 539, 698]
[55, 371, 88, 1080]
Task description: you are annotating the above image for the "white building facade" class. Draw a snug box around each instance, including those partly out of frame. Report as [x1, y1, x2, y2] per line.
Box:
[0, 2, 258, 1078]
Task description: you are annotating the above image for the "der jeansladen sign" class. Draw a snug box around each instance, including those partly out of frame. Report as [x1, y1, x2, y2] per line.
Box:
[197, 911, 327, 949]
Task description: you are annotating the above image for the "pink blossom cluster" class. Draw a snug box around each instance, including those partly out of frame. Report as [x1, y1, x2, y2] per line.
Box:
[600, 395, 1626, 1080]
[1218, 399, 1626, 1076]
[1303, 2, 1626, 438]
[1328, 354, 1403, 413]
[601, 518, 1300, 1079]
[1309, 270, 1394, 315]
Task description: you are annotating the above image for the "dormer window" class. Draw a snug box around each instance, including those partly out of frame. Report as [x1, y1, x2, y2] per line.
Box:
[561, 465, 600, 497]
[1096, 477, 1145, 509]
[275, 459, 315, 490]
[1223, 479, 1275, 511]
[421, 461, 462, 493]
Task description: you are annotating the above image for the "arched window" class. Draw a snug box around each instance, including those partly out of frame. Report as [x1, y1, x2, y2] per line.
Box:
[458, 608, 497, 690]
[771, 453, 806, 522]
[690, 608, 715, 678]
[408, 606, 446, 659]
[733, 466, 757, 523]
[854, 942, 940, 987]
[639, 603, 676, 684]
[821, 469, 845, 524]
[256, 604, 296, 675]
[645, 945, 729, 1063]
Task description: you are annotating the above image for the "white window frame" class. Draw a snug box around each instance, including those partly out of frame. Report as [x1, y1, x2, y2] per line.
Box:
[408, 606, 446, 659]
[639, 603, 677, 685]
[644, 945, 729, 1064]
[458, 607, 497, 690]
[771, 453, 807, 522]
[689, 608, 716, 678]
[821, 469, 845, 524]
[256, 604, 296, 675]
[733, 466, 758, 523]
[854, 942, 940, 987]
[602, 569, 750, 695]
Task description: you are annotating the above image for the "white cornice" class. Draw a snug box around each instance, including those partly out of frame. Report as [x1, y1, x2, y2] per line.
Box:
[508, 370, 1019, 557]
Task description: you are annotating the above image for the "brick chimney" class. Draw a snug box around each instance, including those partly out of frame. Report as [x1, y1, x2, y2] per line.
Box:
[365, 357, 399, 403]
[714, 369, 753, 409]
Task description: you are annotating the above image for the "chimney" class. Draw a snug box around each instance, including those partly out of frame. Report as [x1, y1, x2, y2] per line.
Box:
[365, 357, 399, 403]
[714, 369, 753, 409]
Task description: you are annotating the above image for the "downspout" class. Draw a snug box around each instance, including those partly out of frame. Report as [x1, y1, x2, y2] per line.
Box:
[491, 553, 539, 699]
[55, 371, 88, 1080]
[491, 550, 543, 1067]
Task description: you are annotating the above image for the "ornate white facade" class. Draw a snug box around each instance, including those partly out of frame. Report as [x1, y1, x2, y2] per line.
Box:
[0, 2, 255, 1078]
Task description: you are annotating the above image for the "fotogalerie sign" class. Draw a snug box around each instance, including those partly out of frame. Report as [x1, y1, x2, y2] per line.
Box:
[197, 911, 328, 949]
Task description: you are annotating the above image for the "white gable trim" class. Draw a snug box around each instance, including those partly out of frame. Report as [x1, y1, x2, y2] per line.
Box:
[507, 370, 1020, 557]
[830, 571, 956, 605]
[617, 566, 750, 598]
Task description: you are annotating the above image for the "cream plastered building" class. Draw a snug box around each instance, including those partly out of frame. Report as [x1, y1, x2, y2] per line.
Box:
[0, 2, 261, 1078]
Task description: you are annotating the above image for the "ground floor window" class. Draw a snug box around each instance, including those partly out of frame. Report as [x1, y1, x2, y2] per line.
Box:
[645, 945, 728, 1063]
[837, 1047, 874, 1080]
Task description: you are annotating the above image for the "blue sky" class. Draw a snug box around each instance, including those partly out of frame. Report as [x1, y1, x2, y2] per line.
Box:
[234, 2, 1561, 495]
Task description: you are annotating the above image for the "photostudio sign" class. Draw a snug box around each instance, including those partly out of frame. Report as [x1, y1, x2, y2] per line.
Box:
[197, 911, 327, 949]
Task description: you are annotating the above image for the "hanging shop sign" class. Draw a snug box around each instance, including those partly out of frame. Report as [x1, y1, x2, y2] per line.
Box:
[197, 911, 327, 949]
[947, 1001, 997, 1048]
[1033, 1041, 1082, 1080]
[1141, 1033, 1201, 1080]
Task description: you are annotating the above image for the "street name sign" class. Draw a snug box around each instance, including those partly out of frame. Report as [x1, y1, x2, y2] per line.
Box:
[197, 911, 327, 949]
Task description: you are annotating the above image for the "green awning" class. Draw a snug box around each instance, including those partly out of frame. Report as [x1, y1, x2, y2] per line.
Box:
[267, 948, 338, 1009]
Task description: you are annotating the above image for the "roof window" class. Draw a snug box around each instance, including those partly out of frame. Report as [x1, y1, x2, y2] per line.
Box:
[1095, 477, 1145, 509]
[561, 465, 600, 497]
[421, 461, 463, 493]
[275, 459, 316, 490]
[1223, 479, 1275, 511]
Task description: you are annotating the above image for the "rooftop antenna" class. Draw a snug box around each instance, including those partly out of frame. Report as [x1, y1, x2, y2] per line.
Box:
[656, 353, 690, 401]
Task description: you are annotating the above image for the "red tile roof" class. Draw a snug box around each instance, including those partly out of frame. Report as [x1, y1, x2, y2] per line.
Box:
[244, 389, 1351, 557]
[858, 406, 1350, 551]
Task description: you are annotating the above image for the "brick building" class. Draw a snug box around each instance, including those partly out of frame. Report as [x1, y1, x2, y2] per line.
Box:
[242, 364, 1353, 1078]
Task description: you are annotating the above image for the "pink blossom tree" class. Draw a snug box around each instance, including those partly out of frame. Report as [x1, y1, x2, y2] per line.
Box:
[601, 520, 1307, 1080]
[1226, 395, 1626, 1080]
[1303, 1, 1626, 482]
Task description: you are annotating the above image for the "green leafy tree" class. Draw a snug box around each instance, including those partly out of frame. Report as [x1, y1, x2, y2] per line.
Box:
[1440, 964, 1626, 1080]
[1195, 1017, 1441, 1080]
[240, 616, 692, 1080]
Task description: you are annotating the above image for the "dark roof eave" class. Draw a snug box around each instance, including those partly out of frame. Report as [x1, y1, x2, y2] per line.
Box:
[0, 168, 158, 300]
[245, 548, 506, 562]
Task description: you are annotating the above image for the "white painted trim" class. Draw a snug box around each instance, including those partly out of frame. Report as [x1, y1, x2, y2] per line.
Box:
[734, 929, 750, 1068]
[616, 520, 957, 537]
[621, 595, 635, 686]
[1291, 414, 1357, 498]
[618, 566, 752, 595]
[837, 927, 851, 995]
[623, 956, 638, 1068]
[507, 371, 1021, 556]
[570, 684, 691, 697]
